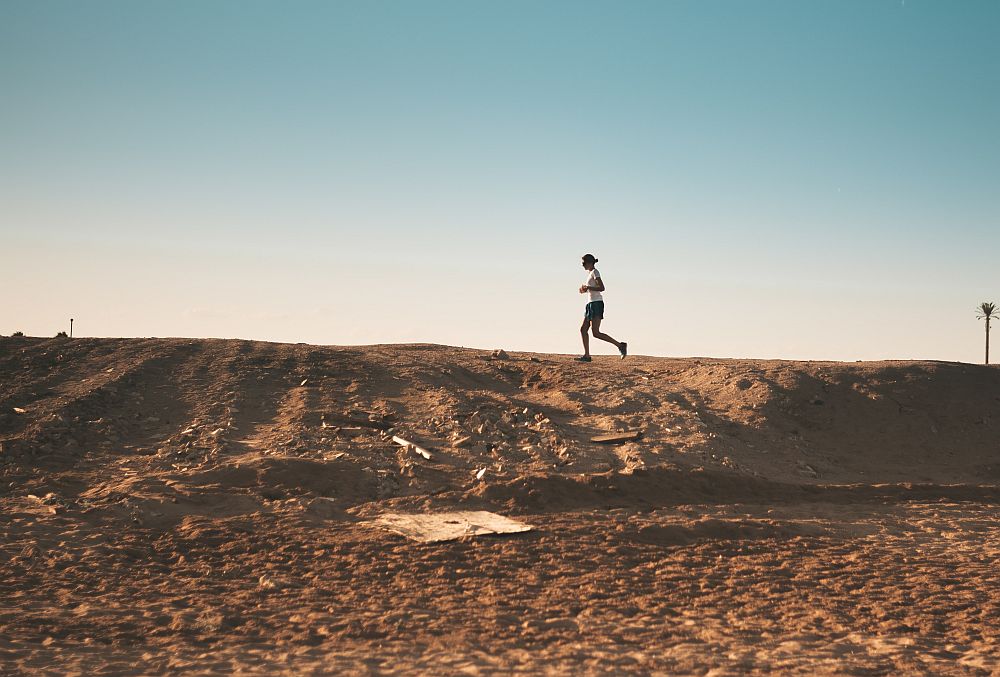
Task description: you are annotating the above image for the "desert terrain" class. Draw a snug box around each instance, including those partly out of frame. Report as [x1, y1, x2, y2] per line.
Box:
[2, 336, 1000, 674]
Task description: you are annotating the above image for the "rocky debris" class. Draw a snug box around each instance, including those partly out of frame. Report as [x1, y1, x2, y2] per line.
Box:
[442, 405, 567, 465]
[592, 431, 643, 444]
[392, 435, 433, 461]
[322, 412, 392, 431]
[491, 349, 510, 360]
[25, 492, 62, 514]
[305, 497, 349, 520]
[374, 510, 532, 543]
[797, 461, 818, 478]
[258, 575, 281, 591]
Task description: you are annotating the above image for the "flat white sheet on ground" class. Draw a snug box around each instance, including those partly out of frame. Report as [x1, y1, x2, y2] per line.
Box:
[373, 511, 533, 543]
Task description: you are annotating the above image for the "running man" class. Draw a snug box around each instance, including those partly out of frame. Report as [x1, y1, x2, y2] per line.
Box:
[577, 253, 627, 362]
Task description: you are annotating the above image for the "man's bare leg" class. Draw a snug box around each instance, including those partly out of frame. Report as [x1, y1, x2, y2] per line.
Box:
[580, 319, 592, 356]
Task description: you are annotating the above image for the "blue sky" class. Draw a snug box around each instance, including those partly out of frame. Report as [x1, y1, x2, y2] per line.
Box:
[2, 1, 997, 360]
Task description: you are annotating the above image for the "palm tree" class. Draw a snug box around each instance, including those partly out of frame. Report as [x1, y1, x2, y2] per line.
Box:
[977, 302, 999, 364]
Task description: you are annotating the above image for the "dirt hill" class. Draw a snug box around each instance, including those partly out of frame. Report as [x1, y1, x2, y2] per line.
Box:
[3, 337, 998, 494]
[3, 337, 1000, 673]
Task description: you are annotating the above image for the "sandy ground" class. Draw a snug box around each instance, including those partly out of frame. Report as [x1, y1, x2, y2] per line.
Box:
[2, 337, 1000, 674]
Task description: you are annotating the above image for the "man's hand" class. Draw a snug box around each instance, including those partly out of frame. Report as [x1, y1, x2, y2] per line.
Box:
[579, 285, 589, 294]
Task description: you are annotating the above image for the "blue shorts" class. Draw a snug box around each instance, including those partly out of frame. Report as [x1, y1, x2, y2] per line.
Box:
[584, 301, 605, 320]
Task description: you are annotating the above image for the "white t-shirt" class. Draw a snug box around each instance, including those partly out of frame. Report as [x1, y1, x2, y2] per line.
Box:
[585, 268, 603, 301]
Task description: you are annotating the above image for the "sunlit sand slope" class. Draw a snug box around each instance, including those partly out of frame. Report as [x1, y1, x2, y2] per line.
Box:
[2, 337, 999, 673]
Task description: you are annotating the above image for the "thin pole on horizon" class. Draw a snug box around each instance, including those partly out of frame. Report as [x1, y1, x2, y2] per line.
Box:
[977, 302, 998, 365]
[70, 318, 73, 338]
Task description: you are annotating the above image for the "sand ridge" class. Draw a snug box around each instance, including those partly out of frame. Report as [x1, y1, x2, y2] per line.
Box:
[2, 336, 999, 673]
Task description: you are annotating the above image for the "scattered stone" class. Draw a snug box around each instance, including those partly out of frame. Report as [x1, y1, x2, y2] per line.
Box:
[13, 407, 26, 414]
[374, 510, 531, 543]
[306, 497, 349, 520]
[539, 617, 579, 631]
[492, 349, 510, 360]
[333, 415, 392, 431]
[591, 431, 642, 444]
[392, 435, 432, 460]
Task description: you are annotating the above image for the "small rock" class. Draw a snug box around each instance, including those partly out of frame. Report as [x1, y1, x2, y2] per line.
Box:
[492, 349, 510, 360]
[306, 497, 348, 520]
[542, 618, 579, 631]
